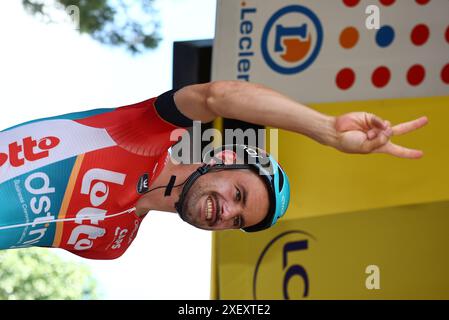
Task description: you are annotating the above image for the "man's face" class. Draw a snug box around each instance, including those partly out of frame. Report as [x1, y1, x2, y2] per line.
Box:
[180, 167, 270, 231]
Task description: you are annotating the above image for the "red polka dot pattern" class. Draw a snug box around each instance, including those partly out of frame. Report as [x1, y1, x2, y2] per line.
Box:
[445, 26, 449, 44]
[407, 65, 426, 86]
[442, 64, 449, 85]
[342, 0, 360, 7]
[336, 0, 449, 89]
[372, 67, 391, 88]
[336, 68, 356, 90]
[411, 24, 430, 46]
[379, 0, 396, 6]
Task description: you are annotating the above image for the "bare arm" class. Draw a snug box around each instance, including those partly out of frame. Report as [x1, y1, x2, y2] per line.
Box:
[173, 80, 428, 159]
[174, 81, 336, 144]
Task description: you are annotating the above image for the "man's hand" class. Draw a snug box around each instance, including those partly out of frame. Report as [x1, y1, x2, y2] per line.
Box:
[333, 112, 429, 159]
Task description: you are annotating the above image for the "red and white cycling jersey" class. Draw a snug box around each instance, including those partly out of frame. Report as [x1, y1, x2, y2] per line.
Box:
[0, 89, 192, 259]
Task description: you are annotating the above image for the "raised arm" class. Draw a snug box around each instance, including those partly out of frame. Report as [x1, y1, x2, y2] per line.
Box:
[173, 80, 428, 159]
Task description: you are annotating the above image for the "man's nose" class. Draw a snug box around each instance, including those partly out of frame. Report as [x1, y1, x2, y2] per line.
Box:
[220, 202, 242, 221]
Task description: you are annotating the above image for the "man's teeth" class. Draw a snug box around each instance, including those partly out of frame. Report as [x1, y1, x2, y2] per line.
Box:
[206, 197, 213, 220]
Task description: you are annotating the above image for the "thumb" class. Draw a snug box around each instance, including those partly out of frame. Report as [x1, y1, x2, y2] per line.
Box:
[361, 131, 390, 153]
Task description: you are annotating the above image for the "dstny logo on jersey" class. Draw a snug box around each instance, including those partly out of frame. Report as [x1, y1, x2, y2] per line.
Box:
[0, 136, 60, 168]
[261, 5, 323, 75]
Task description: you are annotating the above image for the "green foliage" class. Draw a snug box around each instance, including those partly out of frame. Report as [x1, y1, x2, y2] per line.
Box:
[0, 247, 98, 300]
[21, 0, 161, 54]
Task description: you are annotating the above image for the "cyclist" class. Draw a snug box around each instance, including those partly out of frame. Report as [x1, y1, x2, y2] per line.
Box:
[0, 81, 428, 259]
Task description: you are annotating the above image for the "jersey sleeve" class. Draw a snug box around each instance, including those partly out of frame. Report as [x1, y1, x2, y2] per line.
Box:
[153, 89, 194, 128]
[66, 89, 195, 157]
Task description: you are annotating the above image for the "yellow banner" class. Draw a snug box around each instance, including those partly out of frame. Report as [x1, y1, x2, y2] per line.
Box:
[276, 96, 449, 219]
[214, 200, 449, 299]
[211, 96, 449, 299]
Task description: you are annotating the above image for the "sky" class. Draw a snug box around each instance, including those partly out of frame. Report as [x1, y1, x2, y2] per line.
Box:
[0, 0, 217, 300]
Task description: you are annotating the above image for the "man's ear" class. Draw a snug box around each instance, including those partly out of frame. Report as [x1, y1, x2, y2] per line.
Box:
[208, 149, 237, 165]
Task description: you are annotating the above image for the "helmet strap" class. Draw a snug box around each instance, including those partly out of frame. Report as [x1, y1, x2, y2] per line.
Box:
[164, 175, 177, 196]
[175, 164, 212, 221]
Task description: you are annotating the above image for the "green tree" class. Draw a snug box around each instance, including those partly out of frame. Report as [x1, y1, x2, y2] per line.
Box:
[0, 247, 98, 300]
[21, 0, 160, 54]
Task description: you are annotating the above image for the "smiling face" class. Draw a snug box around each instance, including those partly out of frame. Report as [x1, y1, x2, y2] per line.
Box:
[179, 167, 270, 231]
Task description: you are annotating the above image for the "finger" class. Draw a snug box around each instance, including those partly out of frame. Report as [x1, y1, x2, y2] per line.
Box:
[368, 127, 393, 140]
[362, 131, 390, 153]
[367, 129, 378, 140]
[392, 116, 428, 136]
[374, 142, 424, 159]
[367, 113, 387, 130]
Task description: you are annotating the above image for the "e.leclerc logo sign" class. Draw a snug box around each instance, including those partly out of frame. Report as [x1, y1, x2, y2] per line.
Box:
[261, 5, 323, 75]
[253, 230, 316, 300]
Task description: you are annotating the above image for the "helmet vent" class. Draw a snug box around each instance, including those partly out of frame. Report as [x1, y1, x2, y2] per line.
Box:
[278, 167, 284, 191]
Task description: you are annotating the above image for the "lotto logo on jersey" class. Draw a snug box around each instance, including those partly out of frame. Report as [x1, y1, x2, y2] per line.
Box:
[66, 167, 126, 251]
[261, 5, 323, 75]
[0, 136, 60, 168]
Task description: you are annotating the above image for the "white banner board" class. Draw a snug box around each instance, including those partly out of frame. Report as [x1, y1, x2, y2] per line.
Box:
[212, 0, 449, 103]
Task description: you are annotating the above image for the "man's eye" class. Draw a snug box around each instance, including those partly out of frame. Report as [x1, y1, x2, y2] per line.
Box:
[235, 188, 242, 201]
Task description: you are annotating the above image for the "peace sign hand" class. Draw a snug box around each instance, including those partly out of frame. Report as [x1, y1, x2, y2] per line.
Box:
[333, 112, 428, 159]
